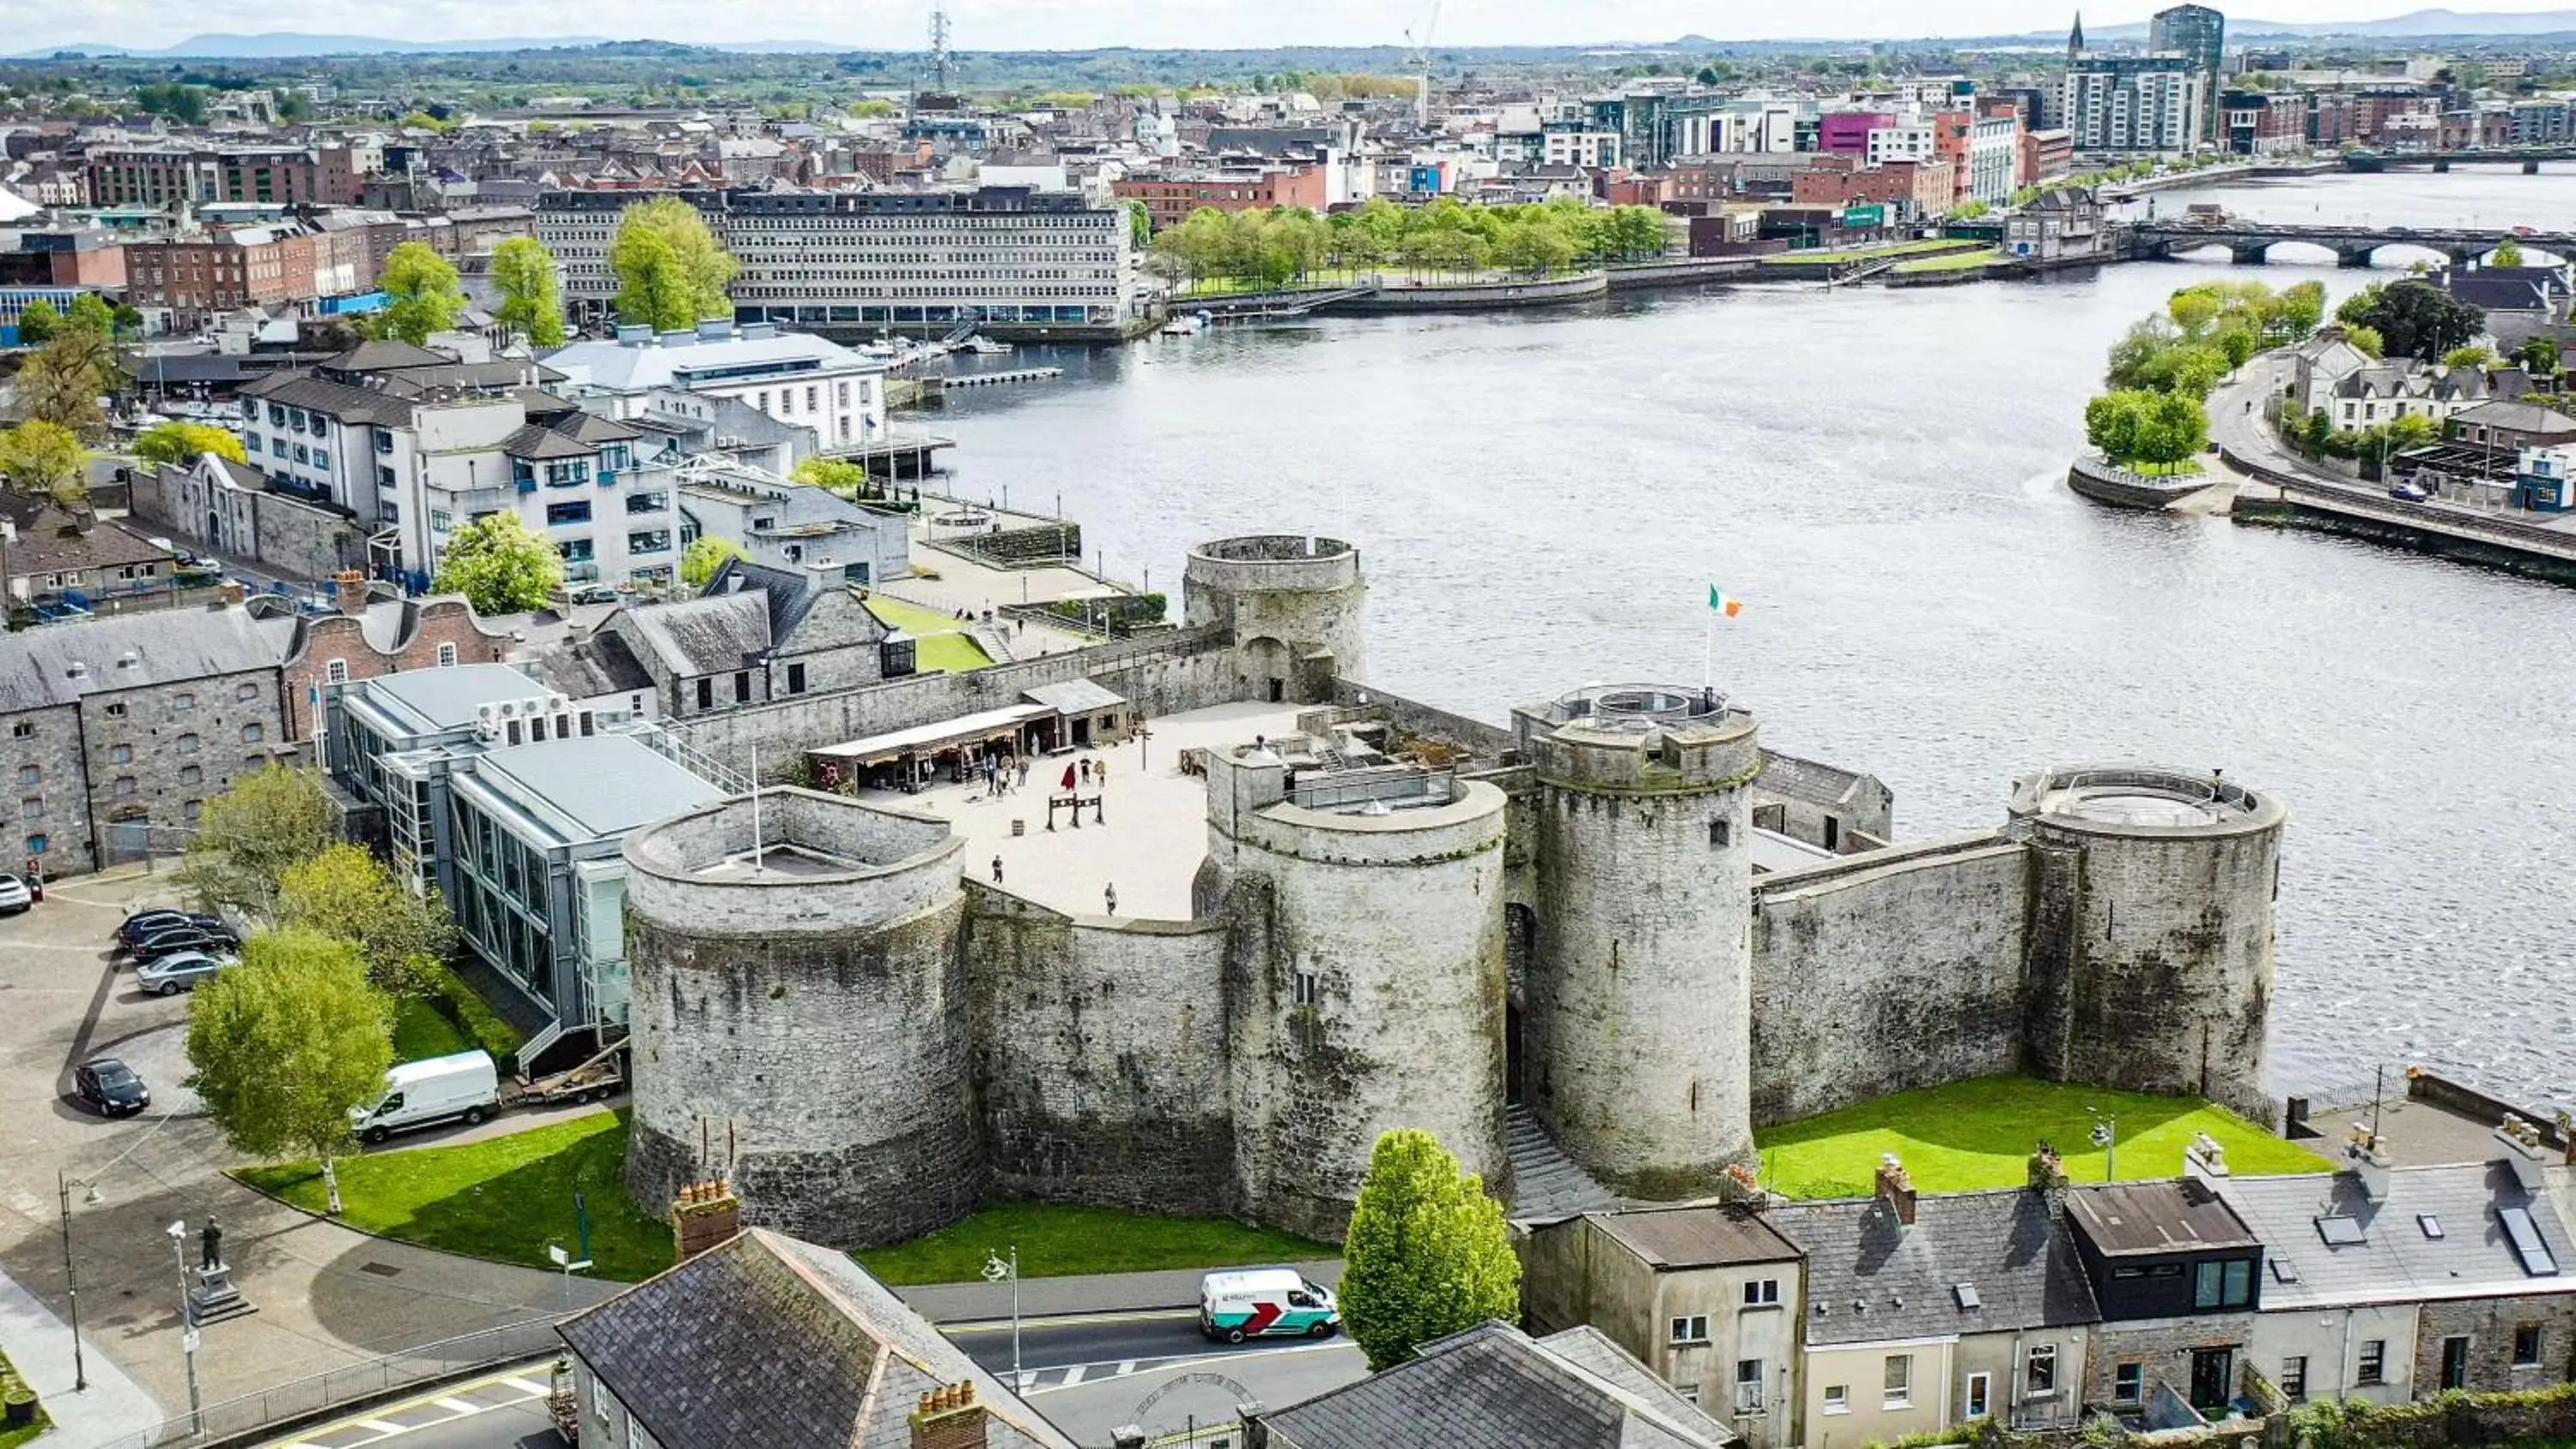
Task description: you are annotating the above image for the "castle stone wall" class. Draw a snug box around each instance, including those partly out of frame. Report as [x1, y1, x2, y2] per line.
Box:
[1748, 832, 2032, 1129]
[622, 791, 978, 1246]
[963, 888, 1236, 1216]
[1216, 763, 1510, 1240]
[1185, 537, 1367, 702]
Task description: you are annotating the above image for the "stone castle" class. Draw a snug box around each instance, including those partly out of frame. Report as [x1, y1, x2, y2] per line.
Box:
[618, 535, 2287, 1245]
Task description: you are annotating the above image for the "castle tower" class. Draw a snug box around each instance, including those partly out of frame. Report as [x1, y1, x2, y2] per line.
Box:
[1183, 535, 1367, 705]
[2010, 767, 2287, 1125]
[620, 788, 978, 1246]
[1206, 737, 1510, 1240]
[1514, 685, 1759, 1198]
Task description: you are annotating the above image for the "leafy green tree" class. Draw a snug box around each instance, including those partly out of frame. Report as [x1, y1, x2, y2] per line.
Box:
[2335, 282, 2385, 329]
[2346, 324, 2385, 359]
[371, 241, 466, 345]
[185, 930, 393, 1215]
[489, 237, 566, 348]
[2342, 279, 2485, 362]
[2214, 322, 2263, 371]
[179, 764, 340, 916]
[277, 844, 456, 996]
[2134, 390, 2209, 469]
[1340, 1129, 1521, 1372]
[66, 292, 115, 337]
[2495, 235, 2525, 267]
[432, 512, 563, 615]
[680, 534, 750, 588]
[2085, 391, 2149, 463]
[0, 420, 88, 505]
[2302, 408, 2335, 453]
[2169, 288, 2224, 335]
[16, 330, 124, 440]
[792, 456, 871, 494]
[13, 297, 59, 344]
[2518, 335, 2561, 375]
[135, 420, 247, 470]
[2275, 280, 2327, 340]
[609, 196, 738, 330]
[2443, 344, 2495, 370]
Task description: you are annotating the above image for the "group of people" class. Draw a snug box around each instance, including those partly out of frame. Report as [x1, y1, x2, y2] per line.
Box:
[977, 751, 1031, 797]
[947, 603, 1028, 637]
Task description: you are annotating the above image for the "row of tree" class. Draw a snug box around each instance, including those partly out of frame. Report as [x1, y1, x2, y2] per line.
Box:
[2085, 280, 2333, 472]
[1151, 197, 1669, 287]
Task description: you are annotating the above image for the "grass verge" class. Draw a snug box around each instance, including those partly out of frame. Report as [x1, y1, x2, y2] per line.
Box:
[1760, 239, 1983, 266]
[0, 1345, 50, 1449]
[391, 994, 474, 1063]
[856, 1200, 1335, 1286]
[237, 1109, 669, 1282]
[410, 959, 526, 1065]
[863, 597, 994, 674]
[1894, 250, 2003, 275]
[1756, 1076, 2330, 1198]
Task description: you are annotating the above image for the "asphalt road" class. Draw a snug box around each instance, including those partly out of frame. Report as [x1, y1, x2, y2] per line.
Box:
[256, 1362, 564, 1449]
[946, 1307, 1341, 1391]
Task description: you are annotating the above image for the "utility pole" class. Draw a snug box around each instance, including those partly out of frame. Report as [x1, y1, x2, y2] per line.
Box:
[56, 1172, 88, 1391]
[983, 1246, 1023, 1392]
[2090, 1111, 2117, 1182]
[168, 1221, 201, 1437]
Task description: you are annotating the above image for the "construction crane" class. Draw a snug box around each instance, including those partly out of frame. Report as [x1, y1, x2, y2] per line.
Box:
[1402, 0, 1442, 130]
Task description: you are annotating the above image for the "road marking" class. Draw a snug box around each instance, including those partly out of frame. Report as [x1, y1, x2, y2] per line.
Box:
[1017, 1338, 1358, 1397]
[356, 1421, 406, 1435]
[1115, 1360, 1136, 1376]
[431, 1397, 479, 1415]
[943, 1307, 1197, 1333]
[1060, 1365, 1087, 1386]
[264, 1362, 559, 1447]
[503, 1375, 550, 1395]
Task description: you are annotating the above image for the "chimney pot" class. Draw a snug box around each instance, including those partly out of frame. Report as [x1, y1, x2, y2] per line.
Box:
[1874, 1152, 1918, 1226]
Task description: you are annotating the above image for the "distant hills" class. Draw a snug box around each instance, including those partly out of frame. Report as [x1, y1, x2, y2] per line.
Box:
[15, 11, 2576, 61]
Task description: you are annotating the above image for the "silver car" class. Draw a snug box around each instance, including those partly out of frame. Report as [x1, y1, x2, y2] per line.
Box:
[0, 873, 30, 914]
[137, 950, 235, 996]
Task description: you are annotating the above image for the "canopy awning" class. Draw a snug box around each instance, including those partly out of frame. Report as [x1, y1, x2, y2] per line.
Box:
[807, 704, 1048, 764]
[1023, 679, 1127, 715]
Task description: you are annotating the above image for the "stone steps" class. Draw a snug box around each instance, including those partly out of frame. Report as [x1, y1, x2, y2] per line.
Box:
[1504, 1104, 1625, 1220]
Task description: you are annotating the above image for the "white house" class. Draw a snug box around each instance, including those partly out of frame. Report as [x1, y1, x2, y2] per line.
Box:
[543, 320, 888, 455]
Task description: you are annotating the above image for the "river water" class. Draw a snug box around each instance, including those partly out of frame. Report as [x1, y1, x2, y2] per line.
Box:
[929, 170, 2576, 1105]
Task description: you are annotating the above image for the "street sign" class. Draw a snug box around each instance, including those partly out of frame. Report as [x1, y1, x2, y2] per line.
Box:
[1843, 204, 1886, 228]
[181, 1329, 200, 1354]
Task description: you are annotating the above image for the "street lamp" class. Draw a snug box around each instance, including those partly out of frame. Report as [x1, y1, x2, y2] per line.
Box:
[983, 1246, 1024, 1393]
[55, 1171, 97, 1391]
[167, 1220, 202, 1437]
[2087, 1109, 2118, 1182]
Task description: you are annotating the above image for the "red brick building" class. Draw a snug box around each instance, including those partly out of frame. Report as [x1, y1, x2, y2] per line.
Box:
[1791, 157, 1957, 221]
[125, 224, 319, 324]
[87, 145, 360, 209]
[1111, 164, 1329, 231]
[2021, 129, 2075, 186]
[275, 572, 519, 741]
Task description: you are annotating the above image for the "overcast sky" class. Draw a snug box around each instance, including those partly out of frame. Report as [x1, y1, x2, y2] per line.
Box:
[11, 0, 2574, 53]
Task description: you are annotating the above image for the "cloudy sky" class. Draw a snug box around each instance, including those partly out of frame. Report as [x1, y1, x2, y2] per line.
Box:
[9, 0, 2573, 52]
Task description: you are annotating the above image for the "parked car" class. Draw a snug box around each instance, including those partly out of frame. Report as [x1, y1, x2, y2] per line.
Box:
[118, 908, 222, 948]
[567, 582, 620, 606]
[2391, 481, 2433, 502]
[1199, 1268, 1340, 1343]
[74, 1057, 149, 1116]
[131, 925, 241, 962]
[137, 950, 235, 996]
[0, 874, 30, 915]
[351, 1051, 501, 1144]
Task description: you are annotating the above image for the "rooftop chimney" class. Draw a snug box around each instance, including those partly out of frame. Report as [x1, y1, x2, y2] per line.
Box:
[909, 1381, 988, 1449]
[670, 1178, 742, 1264]
[2184, 1131, 2231, 1181]
[335, 567, 368, 616]
[2494, 1114, 2553, 1193]
[1875, 1152, 1917, 1226]
[2342, 1123, 2394, 1203]
[220, 581, 246, 608]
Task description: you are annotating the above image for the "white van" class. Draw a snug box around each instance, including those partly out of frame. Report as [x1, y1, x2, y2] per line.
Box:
[1199, 1267, 1340, 1343]
[352, 1050, 501, 1143]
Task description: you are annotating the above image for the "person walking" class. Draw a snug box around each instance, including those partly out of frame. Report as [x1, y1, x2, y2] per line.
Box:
[992, 855, 1004, 884]
[1094, 757, 1109, 786]
[1103, 882, 1118, 916]
[1017, 758, 1031, 790]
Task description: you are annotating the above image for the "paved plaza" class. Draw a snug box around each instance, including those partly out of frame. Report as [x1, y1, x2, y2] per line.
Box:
[875, 700, 1308, 920]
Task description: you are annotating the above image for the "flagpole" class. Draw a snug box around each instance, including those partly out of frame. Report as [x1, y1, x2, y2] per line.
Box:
[1704, 606, 1713, 691]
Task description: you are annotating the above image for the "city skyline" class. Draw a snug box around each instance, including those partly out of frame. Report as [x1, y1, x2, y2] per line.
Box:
[15, 0, 2576, 58]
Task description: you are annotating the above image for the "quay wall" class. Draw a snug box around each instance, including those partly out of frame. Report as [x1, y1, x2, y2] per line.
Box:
[962, 884, 1238, 1216]
[2067, 452, 2213, 510]
[1747, 832, 2033, 1131]
[1327, 271, 1608, 312]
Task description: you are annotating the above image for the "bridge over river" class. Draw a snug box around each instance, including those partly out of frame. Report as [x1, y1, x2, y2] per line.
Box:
[2134, 221, 2575, 268]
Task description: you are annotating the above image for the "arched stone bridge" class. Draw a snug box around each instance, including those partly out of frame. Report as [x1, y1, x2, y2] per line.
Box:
[2133, 221, 2576, 269]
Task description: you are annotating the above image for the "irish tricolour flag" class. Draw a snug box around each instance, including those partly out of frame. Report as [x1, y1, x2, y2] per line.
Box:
[1709, 586, 1745, 618]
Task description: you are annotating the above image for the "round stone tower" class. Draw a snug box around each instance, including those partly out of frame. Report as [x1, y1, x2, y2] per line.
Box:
[1205, 739, 1508, 1241]
[1183, 535, 1367, 705]
[1516, 684, 1759, 1199]
[621, 787, 975, 1246]
[2010, 766, 2287, 1125]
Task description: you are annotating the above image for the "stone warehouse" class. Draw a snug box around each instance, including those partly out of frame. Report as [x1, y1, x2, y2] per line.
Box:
[619, 535, 2286, 1245]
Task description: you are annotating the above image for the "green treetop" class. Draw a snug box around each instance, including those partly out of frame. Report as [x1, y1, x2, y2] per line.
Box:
[1339, 1128, 1522, 1372]
[0, 420, 90, 506]
[277, 843, 458, 997]
[490, 236, 567, 349]
[679, 534, 750, 589]
[13, 297, 59, 344]
[135, 419, 247, 470]
[178, 764, 339, 917]
[609, 196, 738, 330]
[432, 512, 564, 615]
[185, 929, 394, 1215]
[373, 241, 466, 346]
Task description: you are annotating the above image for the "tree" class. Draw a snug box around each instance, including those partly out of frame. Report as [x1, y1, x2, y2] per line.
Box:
[185, 930, 393, 1215]
[2342, 279, 2485, 362]
[372, 241, 465, 346]
[1339, 1129, 1521, 1372]
[432, 512, 563, 614]
[2275, 280, 2327, 340]
[178, 764, 339, 917]
[65, 292, 115, 338]
[2443, 344, 2496, 370]
[0, 421, 88, 505]
[134, 419, 247, 470]
[2518, 335, 2561, 375]
[609, 196, 738, 330]
[2169, 289, 2223, 335]
[680, 534, 750, 588]
[2495, 235, 2525, 267]
[489, 236, 566, 348]
[276, 844, 454, 996]
[2214, 322, 2262, 372]
[2134, 390, 2209, 469]
[2346, 324, 2386, 359]
[13, 297, 59, 344]
[15, 330, 123, 440]
[2085, 391, 2149, 463]
[792, 456, 872, 494]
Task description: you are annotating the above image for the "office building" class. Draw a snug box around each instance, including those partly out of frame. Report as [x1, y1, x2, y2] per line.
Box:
[2149, 4, 2228, 146]
[2062, 56, 2204, 156]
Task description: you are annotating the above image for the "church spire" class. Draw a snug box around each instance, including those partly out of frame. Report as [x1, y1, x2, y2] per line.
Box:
[2069, 10, 2086, 58]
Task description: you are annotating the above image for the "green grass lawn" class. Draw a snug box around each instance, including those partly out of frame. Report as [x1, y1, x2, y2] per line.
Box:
[855, 1200, 1334, 1287]
[1759, 239, 1982, 266]
[391, 995, 474, 1063]
[1756, 1076, 2330, 1199]
[236, 1110, 671, 1282]
[862, 597, 993, 674]
[1894, 250, 2004, 274]
[0, 1344, 49, 1449]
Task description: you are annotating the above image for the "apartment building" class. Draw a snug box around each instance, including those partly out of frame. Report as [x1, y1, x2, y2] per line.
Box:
[2062, 57, 2204, 156]
[538, 185, 1139, 332]
[1110, 163, 1327, 231]
[86, 144, 360, 209]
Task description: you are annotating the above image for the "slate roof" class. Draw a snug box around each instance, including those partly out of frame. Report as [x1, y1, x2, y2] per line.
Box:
[1590, 1204, 1803, 1271]
[3, 514, 173, 583]
[238, 372, 416, 426]
[556, 1228, 1077, 1449]
[2216, 1163, 2576, 1310]
[2451, 399, 2576, 435]
[0, 606, 291, 712]
[624, 591, 774, 676]
[499, 423, 593, 461]
[1765, 1187, 2102, 1347]
[538, 626, 657, 700]
[317, 340, 450, 374]
[704, 559, 827, 646]
[1262, 1319, 1736, 1449]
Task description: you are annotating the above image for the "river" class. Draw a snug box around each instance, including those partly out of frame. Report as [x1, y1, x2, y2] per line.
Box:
[927, 168, 2576, 1106]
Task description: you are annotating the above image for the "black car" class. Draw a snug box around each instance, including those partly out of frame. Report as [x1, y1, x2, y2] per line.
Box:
[74, 1058, 149, 1117]
[118, 909, 222, 948]
[131, 925, 240, 962]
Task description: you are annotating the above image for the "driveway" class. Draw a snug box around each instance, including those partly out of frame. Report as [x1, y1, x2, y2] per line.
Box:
[0, 868, 615, 1441]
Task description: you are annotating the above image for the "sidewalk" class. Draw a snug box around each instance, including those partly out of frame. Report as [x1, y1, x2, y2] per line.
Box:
[0, 1263, 161, 1449]
[896, 1259, 1342, 1325]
